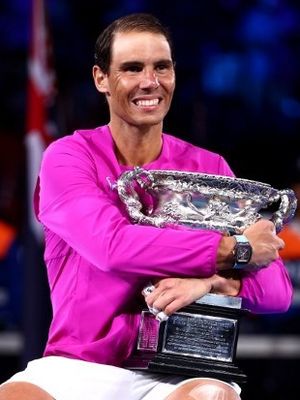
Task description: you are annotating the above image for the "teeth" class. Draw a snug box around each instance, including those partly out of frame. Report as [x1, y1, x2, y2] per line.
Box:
[135, 99, 159, 107]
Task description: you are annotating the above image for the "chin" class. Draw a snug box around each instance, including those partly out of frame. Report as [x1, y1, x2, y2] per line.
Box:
[135, 119, 163, 128]
[134, 113, 166, 126]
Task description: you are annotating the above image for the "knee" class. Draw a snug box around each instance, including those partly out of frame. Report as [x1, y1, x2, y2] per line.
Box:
[166, 379, 241, 400]
[187, 382, 239, 400]
[0, 382, 55, 400]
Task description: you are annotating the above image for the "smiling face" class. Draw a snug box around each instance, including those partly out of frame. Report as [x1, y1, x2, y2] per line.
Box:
[93, 31, 175, 130]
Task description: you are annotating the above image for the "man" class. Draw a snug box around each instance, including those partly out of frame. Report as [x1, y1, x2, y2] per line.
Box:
[0, 13, 291, 400]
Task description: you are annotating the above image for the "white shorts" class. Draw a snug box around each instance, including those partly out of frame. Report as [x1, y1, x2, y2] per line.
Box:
[1, 356, 241, 400]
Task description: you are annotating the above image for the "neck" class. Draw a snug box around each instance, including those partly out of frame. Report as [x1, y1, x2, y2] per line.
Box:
[108, 121, 163, 166]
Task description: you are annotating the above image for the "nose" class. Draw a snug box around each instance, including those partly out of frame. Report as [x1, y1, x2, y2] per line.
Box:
[139, 70, 160, 90]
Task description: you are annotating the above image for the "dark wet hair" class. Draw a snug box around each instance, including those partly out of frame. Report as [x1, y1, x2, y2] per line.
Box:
[94, 13, 174, 73]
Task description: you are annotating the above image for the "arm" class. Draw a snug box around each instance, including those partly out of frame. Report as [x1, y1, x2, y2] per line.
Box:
[37, 139, 224, 278]
[143, 258, 292, 316]
[143, 272, 241, 316]
[143, 219, 291, 314]
[216, 219, 292, 312]
[234, 219, 293, 313]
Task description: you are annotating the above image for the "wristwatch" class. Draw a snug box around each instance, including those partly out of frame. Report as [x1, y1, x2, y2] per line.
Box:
[232, 234, 252, 270]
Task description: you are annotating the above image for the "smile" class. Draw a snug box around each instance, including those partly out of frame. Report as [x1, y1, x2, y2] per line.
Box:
[134, 98, 160, 107]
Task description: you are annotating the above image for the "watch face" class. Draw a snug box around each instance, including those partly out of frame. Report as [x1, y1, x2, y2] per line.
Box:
[236, 243, 252, 263]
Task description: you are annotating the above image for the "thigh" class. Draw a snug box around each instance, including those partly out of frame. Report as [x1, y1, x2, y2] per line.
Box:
[1, 356, 136, 400]
[164, 378, 241, 400]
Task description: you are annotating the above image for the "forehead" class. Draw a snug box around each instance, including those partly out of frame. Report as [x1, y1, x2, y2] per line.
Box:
[111, 31, 172, 64]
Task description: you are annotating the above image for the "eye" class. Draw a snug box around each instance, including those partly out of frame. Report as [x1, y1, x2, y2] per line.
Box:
[126, 65, 142, 72]
[156, 63, 168, 71]
[155, 61, 173, 74]
[121, 63, 143, 73]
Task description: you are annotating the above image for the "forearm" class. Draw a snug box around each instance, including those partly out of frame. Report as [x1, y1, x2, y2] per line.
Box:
[144, 260, 292, 318]
[41, 203, 221, 278]
[143, 272, 242, 319]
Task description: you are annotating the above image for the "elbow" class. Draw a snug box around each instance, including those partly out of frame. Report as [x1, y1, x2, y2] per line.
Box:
[91, 229, 125, 273]
[275, 286, 293, 313]
[97, 239, 130, 274]
[271, 275, 294, 313]
[241, 260, 294, 314]
[241, 280, 294, 314]
[245, 287, 293, 314]
[98, 251, 121, 273]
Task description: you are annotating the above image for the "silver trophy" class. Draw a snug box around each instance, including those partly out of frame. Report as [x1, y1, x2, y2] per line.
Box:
[117, 167, 297, 383]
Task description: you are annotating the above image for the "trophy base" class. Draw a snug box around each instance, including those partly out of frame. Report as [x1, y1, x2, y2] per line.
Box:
[124, 352, 247, 383]
[124, 294, 247, 384]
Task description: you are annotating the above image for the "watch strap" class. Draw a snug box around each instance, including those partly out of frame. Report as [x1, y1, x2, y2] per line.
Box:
[234, 234, 248, 244]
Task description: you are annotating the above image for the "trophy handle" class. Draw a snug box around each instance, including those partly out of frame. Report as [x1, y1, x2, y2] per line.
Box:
[271, 189, 298, 233]
[117, 168, 173, 227]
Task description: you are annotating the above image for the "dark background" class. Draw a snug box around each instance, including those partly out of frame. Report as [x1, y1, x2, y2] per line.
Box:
[0, 0, 300, 398]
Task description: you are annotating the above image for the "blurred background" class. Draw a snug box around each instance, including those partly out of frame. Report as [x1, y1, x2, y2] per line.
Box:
[0, 0, 300, 398]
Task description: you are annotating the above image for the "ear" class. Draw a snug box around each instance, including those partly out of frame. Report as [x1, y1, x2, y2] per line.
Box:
[92, 65, 109, 94]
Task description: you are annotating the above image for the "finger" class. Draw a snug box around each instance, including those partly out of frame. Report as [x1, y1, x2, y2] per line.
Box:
[145, 287, 167, 307]
[152, 291, 177, 311]
[147, 279, 174, 308]
[164, 297, 191, 315]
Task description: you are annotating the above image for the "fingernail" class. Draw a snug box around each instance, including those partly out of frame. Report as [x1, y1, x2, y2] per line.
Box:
[148, 306, 160, 315]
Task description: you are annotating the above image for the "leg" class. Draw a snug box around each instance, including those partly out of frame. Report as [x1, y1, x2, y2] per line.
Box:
[165, 378, 241, 400]
[0, 382, 55, 400]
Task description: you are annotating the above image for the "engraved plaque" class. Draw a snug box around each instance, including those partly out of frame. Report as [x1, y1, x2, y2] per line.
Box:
[161, 312, 237, 362]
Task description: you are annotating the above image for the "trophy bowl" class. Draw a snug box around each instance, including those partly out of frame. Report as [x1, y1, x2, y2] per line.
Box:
[117, 167, 297, 235]
[117, 168, 297, 383]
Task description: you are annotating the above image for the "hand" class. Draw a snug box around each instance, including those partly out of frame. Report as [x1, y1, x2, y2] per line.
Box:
[142, 277, 213, 318]
[243, 219, 285, 269]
